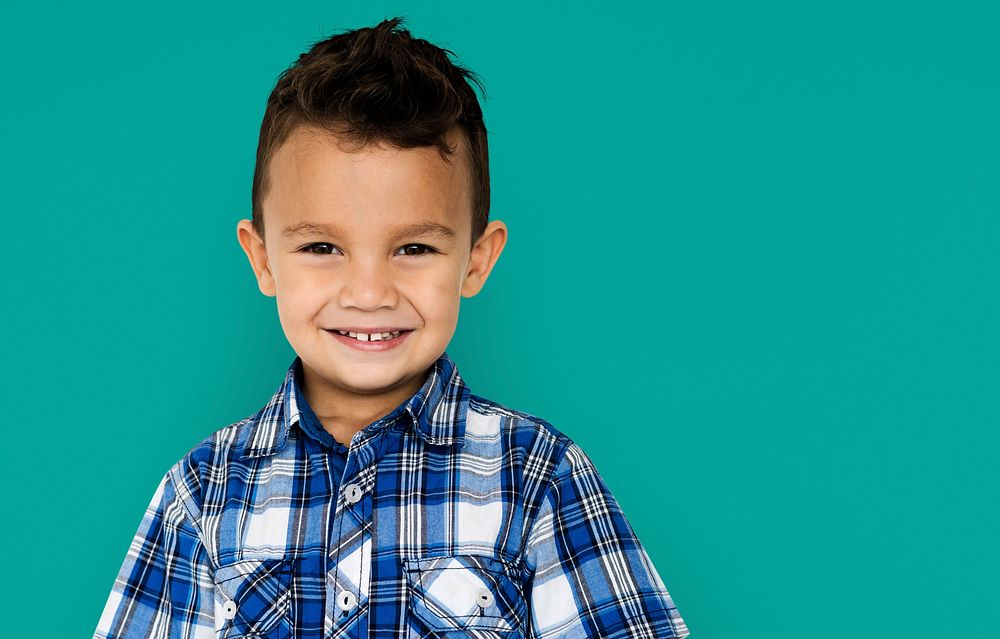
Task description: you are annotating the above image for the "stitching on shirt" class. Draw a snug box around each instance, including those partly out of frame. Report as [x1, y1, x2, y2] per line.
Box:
[425, 611, 506, 621]
[410, 588, 507, 624]
[518, 437, 573, 568]
[332, 457, 348, 620]
[219, 561, 293, 636]
[587, 606, 685, 638]
[468, 396, 568, 432]
[404, 565, 503, 575]
[358, 480, 366, 618]
[164, 467, 221, 574]
[401, 553, 520, 571]
[404, 563, 513, 625]
[214, 557, 287, 586]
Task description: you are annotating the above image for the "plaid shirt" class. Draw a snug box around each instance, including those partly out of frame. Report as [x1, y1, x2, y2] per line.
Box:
[94, 351, 689, 639]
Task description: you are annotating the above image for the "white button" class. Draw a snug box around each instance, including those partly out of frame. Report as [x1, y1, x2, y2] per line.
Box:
[344, 483, 363, 504]
[476, 587, 494, 608]
[337, 590, 358, 611]
[222, 599, 238, 620]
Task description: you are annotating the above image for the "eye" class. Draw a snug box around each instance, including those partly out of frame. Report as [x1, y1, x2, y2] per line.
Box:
[297, 243, 438, 257]
[299, 243, 342, 255]
[396, 244, 439, 257]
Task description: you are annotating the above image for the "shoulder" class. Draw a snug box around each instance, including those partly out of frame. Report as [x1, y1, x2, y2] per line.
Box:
[468, 392, 574, 449]
[465, 392, 589, 489]
[160, 410, 263, 519]
[177, 413, 258, 472]
[465, 394, 615, 536]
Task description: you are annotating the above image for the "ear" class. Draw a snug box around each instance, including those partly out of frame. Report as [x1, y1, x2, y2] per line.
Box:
[236, 219, 276, 297]
[461, 219, 508, 298]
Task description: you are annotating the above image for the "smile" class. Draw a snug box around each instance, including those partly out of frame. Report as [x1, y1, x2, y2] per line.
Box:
[326, 329, 413, 351]
[336, 330, 402, 341]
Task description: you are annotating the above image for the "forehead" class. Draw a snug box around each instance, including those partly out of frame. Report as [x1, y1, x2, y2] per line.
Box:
[263, 124, 472, 241]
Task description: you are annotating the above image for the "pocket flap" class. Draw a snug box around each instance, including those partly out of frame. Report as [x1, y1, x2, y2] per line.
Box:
[403, 554, 526, 634]
[214, 557, 294, 637]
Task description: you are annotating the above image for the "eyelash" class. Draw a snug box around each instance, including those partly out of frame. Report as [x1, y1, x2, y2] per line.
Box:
[299, 243, 439, 257]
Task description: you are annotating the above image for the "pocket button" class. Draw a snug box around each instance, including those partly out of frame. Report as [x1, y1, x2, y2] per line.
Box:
[337, 590, 358, 611]
[222, 599, 238, 620]
[403, 554, 526, 634]
[344, 483, 363, 504]
[476, 588, 494, 608]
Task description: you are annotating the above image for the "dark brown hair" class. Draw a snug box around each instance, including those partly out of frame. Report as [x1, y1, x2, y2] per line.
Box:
[251, 16, 490, 249]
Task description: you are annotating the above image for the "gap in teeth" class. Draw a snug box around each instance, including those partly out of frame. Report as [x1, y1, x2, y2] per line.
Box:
[336, 330, 402, 341]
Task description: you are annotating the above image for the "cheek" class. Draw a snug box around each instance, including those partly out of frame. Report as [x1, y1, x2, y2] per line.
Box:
[417, 268, 463, 297]
[405, 270, 460, 314]
[276, 276, 326, 318]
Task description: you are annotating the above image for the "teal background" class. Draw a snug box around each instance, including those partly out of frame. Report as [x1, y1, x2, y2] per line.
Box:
[2, 2, 997, 637]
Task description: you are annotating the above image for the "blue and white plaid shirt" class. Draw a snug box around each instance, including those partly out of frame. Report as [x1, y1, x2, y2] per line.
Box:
[94, 351, 689, 639]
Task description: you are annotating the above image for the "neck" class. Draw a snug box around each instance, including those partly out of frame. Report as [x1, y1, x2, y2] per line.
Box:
[299, 363, 428, 445]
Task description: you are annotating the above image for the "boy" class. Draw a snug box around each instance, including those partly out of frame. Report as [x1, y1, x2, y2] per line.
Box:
[94, 17, 689, 639]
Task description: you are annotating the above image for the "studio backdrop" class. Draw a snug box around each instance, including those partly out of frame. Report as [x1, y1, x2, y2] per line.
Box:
[1, 2, 996, 638]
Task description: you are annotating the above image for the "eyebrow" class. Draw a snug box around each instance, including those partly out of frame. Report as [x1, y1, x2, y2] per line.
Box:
[281, 220, 457, 242]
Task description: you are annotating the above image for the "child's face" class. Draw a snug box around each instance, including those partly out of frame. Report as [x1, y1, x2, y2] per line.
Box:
[237, 124, 506, 410]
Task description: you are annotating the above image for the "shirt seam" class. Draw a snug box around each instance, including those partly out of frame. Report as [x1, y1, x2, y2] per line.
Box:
[519, 434, 574, 571]
[580, 606, 687, 639]
[166, 462, 220, 574]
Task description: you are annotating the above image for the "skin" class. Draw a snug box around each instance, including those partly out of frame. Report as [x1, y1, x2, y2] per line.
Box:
[237, 123, 507, 447]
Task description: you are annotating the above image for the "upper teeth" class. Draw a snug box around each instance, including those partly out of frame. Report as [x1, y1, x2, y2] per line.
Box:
[337, 330, 402, 341]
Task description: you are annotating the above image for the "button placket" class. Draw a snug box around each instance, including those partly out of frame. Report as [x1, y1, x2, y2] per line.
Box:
[325, 459, 378, 636]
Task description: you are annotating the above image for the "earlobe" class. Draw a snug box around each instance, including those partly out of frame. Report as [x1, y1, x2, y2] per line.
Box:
[236, 219, 277, 297]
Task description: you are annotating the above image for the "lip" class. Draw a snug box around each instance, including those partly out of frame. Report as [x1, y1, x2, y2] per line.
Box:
[325, 328, 413, 351]
[332, 327, 413, 333]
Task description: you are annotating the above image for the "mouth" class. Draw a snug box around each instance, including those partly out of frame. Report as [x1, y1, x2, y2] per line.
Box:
[327, 329, 414, 342]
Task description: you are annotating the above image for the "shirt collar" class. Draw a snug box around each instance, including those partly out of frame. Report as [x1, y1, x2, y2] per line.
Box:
[241, 350, 470, 459]
[290, 357, 347, 451]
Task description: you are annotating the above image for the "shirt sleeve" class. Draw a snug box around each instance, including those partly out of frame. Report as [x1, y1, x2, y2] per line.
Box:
[93, 468, 217, 639]
[523, 441, 690, 639]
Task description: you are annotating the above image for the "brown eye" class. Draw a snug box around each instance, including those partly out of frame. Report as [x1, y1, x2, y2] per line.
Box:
[398, 244, 437, 256]
[301, 243, 340, 255]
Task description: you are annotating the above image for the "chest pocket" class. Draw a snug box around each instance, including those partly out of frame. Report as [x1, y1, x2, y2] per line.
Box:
[402, 554, 527, 637]
[214, 557, 295, 639]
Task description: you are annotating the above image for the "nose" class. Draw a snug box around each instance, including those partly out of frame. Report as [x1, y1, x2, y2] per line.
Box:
[337, 256, 398, 311]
